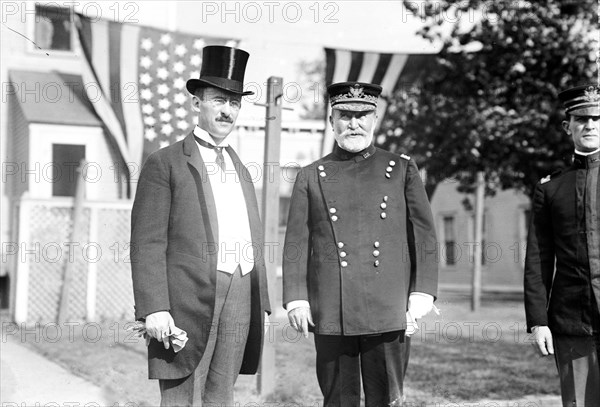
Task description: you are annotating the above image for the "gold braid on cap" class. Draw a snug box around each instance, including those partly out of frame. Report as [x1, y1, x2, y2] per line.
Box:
[331, 84, 378, 105]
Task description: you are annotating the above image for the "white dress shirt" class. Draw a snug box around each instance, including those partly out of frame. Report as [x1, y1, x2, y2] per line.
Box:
[194, 126, 254, 275]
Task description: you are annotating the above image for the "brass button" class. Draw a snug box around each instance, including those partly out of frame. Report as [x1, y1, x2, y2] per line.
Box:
[374, 241, 380, 248]
[331, 215, 338, 222]
[385, 173, 391, 179]
[386, 166, 393, 172]
[320, 171, 326, 177]
[338, 242, 344, 248]
[340, 251, 347, 258]
[383, 196, 388, 202]
[380, 203, 387, 209]
[341, 261, 348, 267]
[373, 250, 380, 257]
[318, 165, 324, 170]
[374, 260, 380, 267]
[381, 212, 387, 219]
[389, 160, 396, 167]
[329, 208, 337, 214]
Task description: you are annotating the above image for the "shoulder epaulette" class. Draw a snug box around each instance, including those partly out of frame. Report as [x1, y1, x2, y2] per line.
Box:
[540, 168, 564, 184]
[400, 154, 410, 161]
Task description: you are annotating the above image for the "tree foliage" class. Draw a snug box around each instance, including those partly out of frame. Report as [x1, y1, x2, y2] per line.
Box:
[378, 0, 598, 197]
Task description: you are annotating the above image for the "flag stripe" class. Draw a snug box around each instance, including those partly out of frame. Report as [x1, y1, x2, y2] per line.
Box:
[347, 51, 364, 82]
[371, 53, 393, 86]
[380, 54, 408, 96]
[109, 21, 127, 141]
[357, 52, 379, 84]
[91, 20, 111, 100]
[331, 49, 352, 83]
[120, 23, 144, 171]
[76, 15, 131, 174]
[324, 48, 336, 85]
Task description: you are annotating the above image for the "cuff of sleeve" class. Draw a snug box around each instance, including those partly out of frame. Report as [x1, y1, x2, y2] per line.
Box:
[286, 300, 310, 311]
[409, 292, 434, 300]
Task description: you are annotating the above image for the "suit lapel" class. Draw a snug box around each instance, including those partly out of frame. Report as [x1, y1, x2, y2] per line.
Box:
[183, 132, 219, 245]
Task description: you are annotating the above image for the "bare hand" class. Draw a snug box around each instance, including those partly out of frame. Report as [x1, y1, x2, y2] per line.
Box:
[288, 307, 314, 338]
[145, 311, 175, 350]
[531, 326, 554, 356]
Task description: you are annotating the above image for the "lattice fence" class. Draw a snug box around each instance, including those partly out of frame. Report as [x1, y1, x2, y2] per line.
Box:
[14, 198, 134, 323]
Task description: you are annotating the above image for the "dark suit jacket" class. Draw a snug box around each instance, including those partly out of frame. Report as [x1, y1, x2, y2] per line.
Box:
[130, 132, 271, 379]
[283, 144, 438, 335]
[524, 151, 600, 335]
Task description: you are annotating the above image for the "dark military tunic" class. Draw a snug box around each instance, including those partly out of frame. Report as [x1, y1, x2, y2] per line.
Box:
[525, 151, 600, 335]
[283, 144, 439, 335]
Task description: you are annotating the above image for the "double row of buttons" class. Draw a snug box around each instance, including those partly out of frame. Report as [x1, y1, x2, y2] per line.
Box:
[337, 241, 382, 268]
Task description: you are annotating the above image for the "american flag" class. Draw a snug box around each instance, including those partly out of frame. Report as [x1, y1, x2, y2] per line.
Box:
[75, 14, 237, 195]
[321, 47, 433, 153]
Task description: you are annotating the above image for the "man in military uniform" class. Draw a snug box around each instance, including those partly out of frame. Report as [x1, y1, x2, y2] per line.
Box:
[283, 81, 439, 406]
[525, 84, 600, 406]
[131, 46, 270, 406]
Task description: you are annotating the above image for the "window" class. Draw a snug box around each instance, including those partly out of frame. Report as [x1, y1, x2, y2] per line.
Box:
[52, 144, 85, 197]
[34, 5, 73, 51]
[443, 215, 457, 266]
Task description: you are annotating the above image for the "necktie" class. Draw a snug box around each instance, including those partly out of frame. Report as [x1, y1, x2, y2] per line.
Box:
[194, 136, 226, 171]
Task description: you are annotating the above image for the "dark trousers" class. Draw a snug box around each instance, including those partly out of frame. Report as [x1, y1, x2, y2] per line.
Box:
[554, 333, 600, 407]
[159, 267, 251, 407]
[314, 331, 410, 407]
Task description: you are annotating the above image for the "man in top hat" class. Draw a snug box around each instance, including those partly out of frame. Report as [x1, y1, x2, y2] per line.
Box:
[525, 84, 600, 406]
[282, 81, 439, 406]
[130, 45, 270, 406]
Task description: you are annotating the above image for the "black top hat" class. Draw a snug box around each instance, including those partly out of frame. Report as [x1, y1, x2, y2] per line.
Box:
[327, 82, 382, 111]
[558, 84, 600, 116]
[186, 46, 254, 96]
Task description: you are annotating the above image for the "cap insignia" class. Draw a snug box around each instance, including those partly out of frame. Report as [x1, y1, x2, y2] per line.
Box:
[584, 86, 600, 103]
[331, 83, 379, 105]
[350, 84, 364, 98]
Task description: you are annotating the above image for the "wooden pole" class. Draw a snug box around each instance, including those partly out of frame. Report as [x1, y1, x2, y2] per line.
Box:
[258, 76, 283, 396]
[57, 159, 86, 324]
[471, 171, 485, 311]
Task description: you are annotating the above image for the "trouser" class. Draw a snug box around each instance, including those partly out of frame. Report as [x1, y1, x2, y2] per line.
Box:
[554, 333, 600, 407]
[159, 267, 251, 407]
[314, 331, 410, 407]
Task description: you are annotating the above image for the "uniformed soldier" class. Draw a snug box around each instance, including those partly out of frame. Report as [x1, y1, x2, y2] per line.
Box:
[524, 84, 600, 406]
[283, 81, 439, 406]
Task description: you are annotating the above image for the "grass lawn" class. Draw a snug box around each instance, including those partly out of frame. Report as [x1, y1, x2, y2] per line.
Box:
[5, 294, 560, 405]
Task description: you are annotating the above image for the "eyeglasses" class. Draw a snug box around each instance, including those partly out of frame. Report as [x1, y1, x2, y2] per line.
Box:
[204, 97, 242, 110]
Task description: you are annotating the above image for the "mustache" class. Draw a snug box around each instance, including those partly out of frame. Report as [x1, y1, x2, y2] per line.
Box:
[215, 116, 233, 124]
[343, 130, 368, 137]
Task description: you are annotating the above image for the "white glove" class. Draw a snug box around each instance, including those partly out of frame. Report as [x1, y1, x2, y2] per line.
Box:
[407, 292, 438, 319]
[405, 311, 419, 336]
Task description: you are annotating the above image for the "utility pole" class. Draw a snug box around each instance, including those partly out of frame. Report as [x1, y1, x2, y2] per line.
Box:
[258, 76, 283, 396]
[58, 159, 86, 324]
[471, 171, 485, 311]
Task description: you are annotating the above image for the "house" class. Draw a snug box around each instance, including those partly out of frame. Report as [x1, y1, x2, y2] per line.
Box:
[431, 180, 531, 294]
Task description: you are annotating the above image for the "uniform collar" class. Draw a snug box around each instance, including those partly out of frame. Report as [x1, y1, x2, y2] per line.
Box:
[333, 143, 376, 162]
[572, 150, 600, 168]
